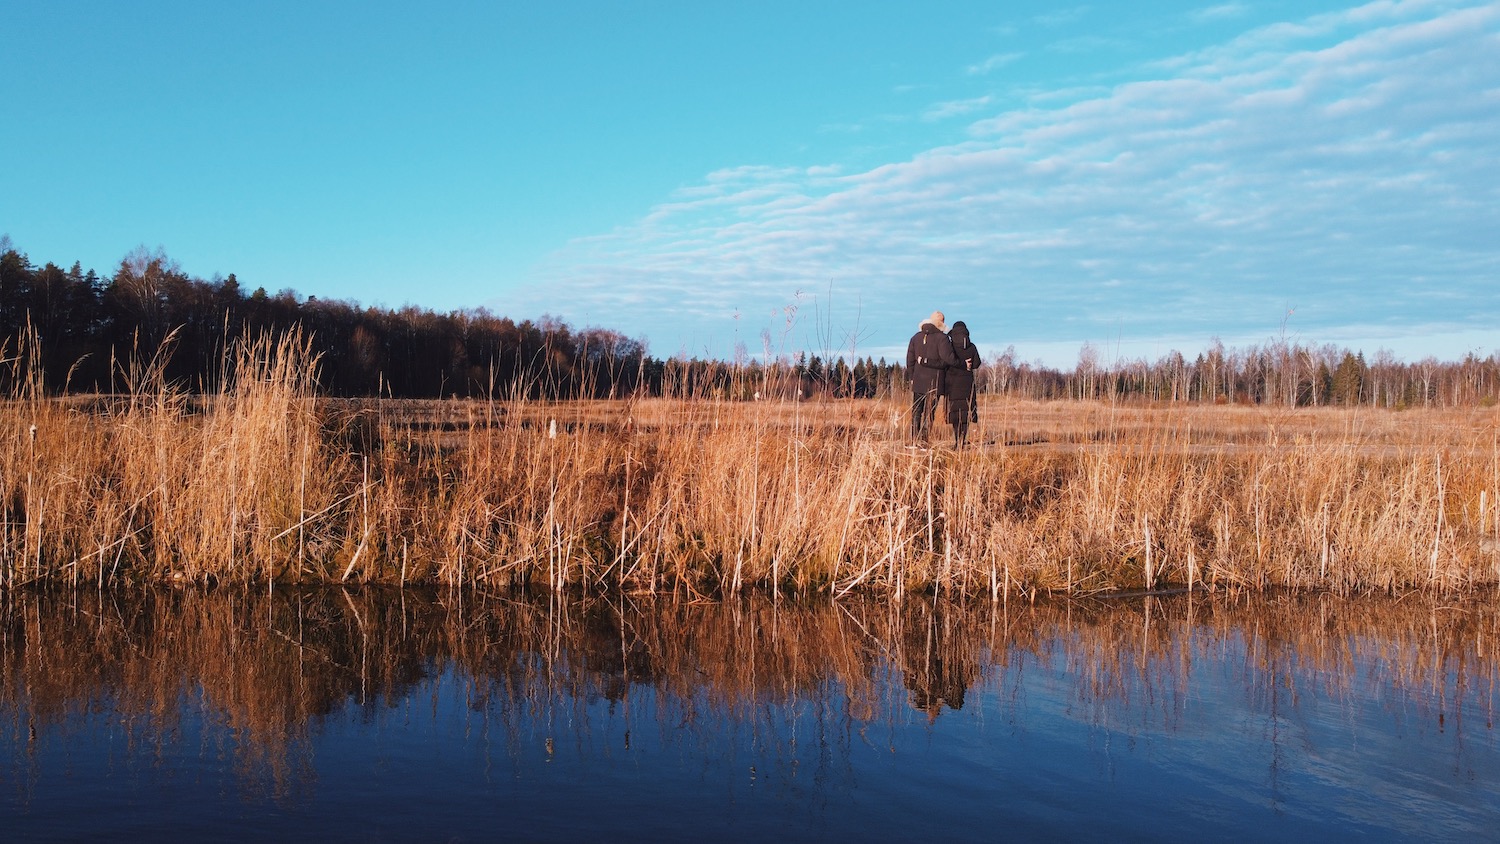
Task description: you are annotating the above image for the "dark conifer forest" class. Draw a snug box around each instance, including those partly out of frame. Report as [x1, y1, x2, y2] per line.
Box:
[1, 243, 1496, 406]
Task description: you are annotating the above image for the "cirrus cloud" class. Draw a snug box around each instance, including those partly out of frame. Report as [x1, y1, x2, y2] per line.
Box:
[507, 1, 1500, 365]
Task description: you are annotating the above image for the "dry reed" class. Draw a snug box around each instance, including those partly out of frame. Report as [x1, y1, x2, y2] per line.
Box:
[2, 332, 1498, 595]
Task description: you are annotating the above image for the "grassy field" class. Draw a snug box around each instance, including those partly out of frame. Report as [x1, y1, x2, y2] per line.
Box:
[2, 333, 1498, 596]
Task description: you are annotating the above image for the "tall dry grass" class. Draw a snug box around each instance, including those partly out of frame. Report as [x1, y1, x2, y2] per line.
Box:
[1, 331, 1498, 595]
[0, 330, 344, 587]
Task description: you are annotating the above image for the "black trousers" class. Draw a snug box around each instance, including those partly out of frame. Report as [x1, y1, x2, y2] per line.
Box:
[911, 389, 940, 440]
[946, 394, 972, 443]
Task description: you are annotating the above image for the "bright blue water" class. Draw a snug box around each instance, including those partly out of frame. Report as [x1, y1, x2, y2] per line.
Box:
[2, 591, 1496, 841]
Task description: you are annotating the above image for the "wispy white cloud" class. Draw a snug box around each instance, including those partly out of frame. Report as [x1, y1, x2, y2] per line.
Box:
[1191, 3, 1250, 24]
[510, 1, 1500, 365]
[1034, 6, 1092, 27]
[966, 52, 1023, 75]
[922, 96, 994, 121]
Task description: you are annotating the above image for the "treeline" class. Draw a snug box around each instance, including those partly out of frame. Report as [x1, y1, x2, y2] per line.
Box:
[982, 340, 1500, 408]
[0, 244, 649, 398]
[0, 244, 907, 399]
[1, 242, 1496, 405]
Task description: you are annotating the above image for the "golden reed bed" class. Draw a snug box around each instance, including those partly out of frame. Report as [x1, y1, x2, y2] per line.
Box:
[2, 333, 1497, 595]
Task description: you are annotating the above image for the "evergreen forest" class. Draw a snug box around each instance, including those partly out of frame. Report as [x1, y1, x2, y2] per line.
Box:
[2, 243, 1496, 407]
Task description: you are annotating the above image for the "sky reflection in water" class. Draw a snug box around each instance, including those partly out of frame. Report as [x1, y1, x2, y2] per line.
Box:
[2, 589, 1496, 841]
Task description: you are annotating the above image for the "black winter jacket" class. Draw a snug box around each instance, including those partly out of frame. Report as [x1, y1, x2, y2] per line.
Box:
[945, 324, 981, 400]
[906, 323, 956, 394]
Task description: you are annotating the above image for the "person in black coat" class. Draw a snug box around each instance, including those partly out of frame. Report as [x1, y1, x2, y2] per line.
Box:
[945, 321, 981, 447]
[905, 311, 956, 445]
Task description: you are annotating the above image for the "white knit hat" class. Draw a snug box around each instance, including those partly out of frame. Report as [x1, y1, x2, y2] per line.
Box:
[919, 310, 948, 332]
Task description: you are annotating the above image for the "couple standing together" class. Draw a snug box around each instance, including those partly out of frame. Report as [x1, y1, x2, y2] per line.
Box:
[905, 310, 981, 448]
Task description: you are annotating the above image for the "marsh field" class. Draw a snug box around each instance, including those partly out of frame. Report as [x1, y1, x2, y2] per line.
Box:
[2, 333, 1497, 596]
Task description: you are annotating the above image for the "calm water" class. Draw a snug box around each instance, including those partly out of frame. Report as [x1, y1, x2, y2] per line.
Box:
[2, 588, 1497, 841]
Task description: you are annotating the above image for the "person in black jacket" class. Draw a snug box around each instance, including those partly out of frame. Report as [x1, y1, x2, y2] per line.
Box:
[905, 311, 956, 445]
[945, 321, 982, 447]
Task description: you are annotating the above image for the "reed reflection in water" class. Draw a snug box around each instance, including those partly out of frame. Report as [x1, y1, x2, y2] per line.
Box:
[2, 588, 1497, 841]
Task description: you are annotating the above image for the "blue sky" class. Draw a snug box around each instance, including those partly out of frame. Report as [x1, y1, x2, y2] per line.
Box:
[5, 1, 1497, 367]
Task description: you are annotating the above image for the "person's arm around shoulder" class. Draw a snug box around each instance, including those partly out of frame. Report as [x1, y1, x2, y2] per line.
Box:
[939, 334, 958, 366]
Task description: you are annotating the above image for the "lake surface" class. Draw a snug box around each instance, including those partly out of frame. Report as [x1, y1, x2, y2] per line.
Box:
[2, 588, 1497, 841]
